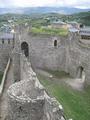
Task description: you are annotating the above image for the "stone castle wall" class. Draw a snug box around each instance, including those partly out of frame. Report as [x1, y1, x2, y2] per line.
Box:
[0, 27, 90, 84]
[67, 33, 90, 85]
[0, 37, 14, 72]
[12, 32, 21, 82]
[0, 25, 89, 120]
[7, 54, 65, 120]
[18, 30, 90, 85]
[20, 32, 67, 71]
[6, 27, 90, 120]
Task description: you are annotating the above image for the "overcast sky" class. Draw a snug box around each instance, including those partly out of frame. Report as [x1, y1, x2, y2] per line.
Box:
[0, 0, 90, 9]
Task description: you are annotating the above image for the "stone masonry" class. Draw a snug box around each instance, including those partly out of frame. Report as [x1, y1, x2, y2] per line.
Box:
[18, 27, 90, 85]
[0, 25, 90, 119]
[7, 54, 65, 120]
[0, 26, 90, 85]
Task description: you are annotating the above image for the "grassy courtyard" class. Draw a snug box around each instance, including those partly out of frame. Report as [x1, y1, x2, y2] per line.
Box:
[31, 27, 68, 36]
[37, 70, 90, 120]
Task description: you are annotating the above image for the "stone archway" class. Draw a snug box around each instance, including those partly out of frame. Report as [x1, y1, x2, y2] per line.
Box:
[21, 42, 29, 57]
[54, 40, 57, 47]
[77, 66, 85, 79]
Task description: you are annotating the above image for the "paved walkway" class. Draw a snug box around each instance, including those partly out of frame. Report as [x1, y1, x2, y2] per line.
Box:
[0, 62, 14, 120]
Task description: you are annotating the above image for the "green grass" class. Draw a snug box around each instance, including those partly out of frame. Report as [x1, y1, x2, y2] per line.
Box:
[0, 72, 3, 84]
[31, 27, 68, 36]
[37, 71, 90, 120]
[46, 70, 72, 79]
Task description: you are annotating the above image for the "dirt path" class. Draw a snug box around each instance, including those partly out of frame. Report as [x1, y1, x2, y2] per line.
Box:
[65, 78, 84, 91]
[0, 62, 14, 120]
[36, 69, 85, 91]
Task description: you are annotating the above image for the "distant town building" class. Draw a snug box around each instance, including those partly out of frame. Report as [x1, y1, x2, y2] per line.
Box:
[8, 20, 14, 23]
[50, 21, 68, 29]
[69, 28, 79, 33]
[79, 27, 90, 40]
[0, 33, 15, 46]
[68, 21, 80, 29]
[0, 24, 12, 33]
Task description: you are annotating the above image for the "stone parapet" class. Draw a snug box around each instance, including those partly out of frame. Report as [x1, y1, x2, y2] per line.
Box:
[7, 54, 65, 120]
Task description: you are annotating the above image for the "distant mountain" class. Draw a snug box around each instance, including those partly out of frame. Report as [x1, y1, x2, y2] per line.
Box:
[0, 7, 90, 15]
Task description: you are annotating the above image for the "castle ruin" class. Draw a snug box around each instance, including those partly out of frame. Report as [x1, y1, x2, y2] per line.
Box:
[0, 25, 90, 120]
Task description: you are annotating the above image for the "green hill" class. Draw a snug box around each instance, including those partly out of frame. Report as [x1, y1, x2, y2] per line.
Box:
[66, 11, 90, 26]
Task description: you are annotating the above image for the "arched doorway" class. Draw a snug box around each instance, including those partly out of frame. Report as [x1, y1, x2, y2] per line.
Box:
[21, 42, 29, 57]
[77, 66, 84, 78]
[54, 40, 57, 47]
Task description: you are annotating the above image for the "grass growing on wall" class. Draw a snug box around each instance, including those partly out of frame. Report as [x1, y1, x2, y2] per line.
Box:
[37, 71, 90, 120]
[0, 72, 3, 84]
[31, 27, 68, 36]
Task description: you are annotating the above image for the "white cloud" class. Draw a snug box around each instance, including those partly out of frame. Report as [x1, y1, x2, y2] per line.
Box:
[0, 0, 90, 8]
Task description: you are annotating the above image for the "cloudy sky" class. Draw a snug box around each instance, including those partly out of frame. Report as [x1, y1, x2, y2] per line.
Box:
[0, 0, 90, 9]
